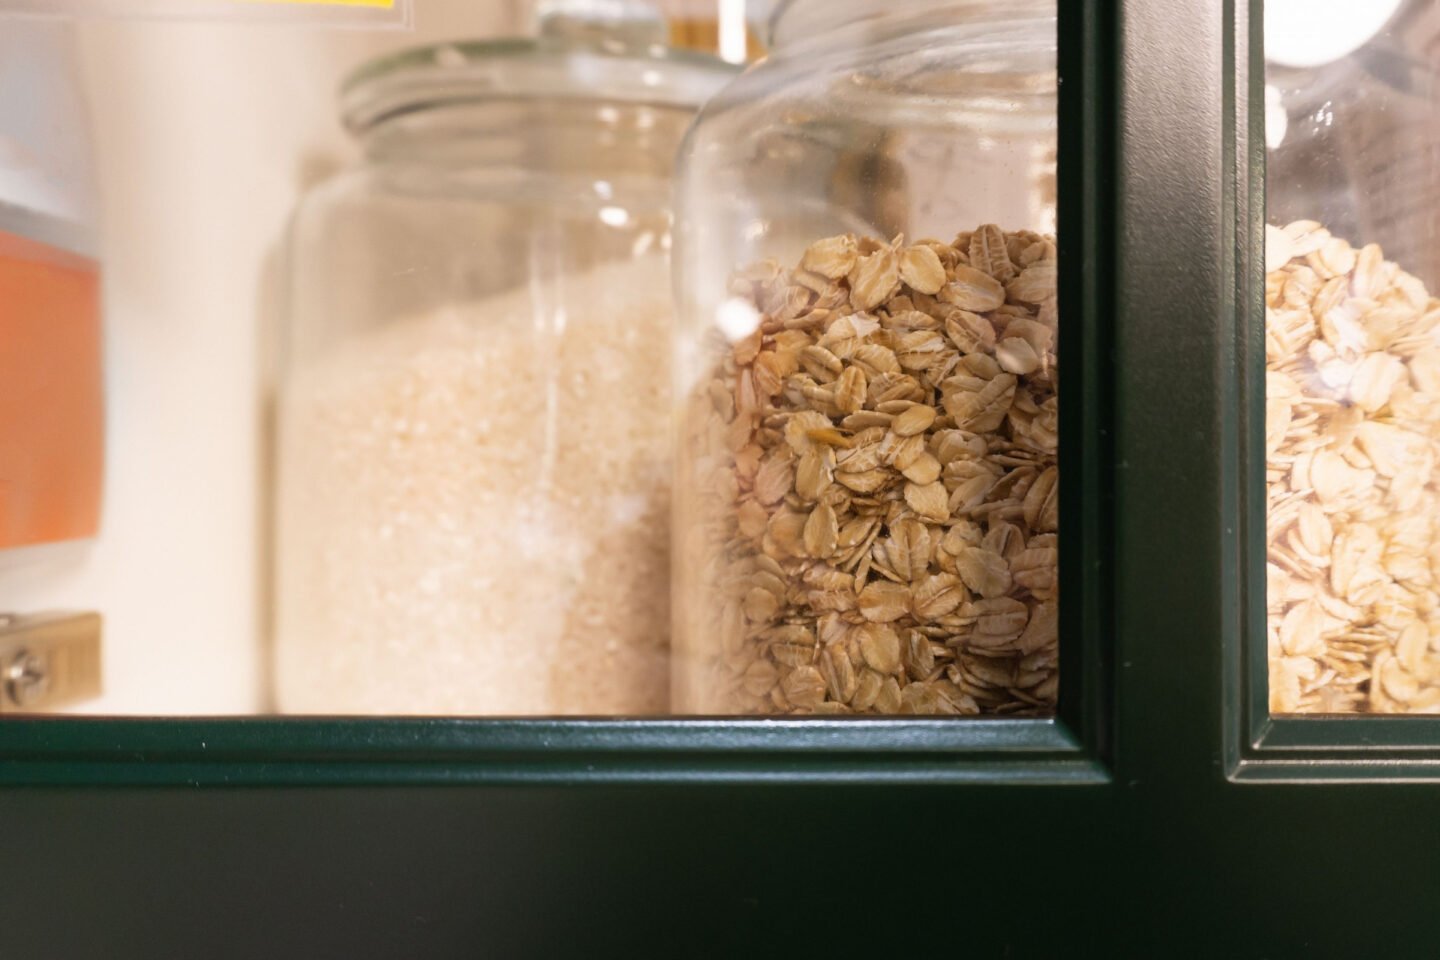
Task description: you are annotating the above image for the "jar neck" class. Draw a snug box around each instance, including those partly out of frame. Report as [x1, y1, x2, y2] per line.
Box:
[768, 0, 1038, 51]
[357, 102, 522, 163]
[357, 99, 691, 178]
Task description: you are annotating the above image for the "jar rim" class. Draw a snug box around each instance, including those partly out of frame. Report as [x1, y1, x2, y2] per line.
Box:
[341, 36, 740, 134]
[767, 0, 1055, 51]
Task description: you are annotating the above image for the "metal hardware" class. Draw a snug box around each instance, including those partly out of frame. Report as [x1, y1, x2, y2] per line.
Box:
[0, 612, 101, 713]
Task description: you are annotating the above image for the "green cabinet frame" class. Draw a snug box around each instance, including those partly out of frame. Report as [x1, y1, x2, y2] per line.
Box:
[2, 2, 1438, 955]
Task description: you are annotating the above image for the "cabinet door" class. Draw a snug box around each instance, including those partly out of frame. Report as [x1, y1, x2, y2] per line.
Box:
[2, 2, 1438, 956]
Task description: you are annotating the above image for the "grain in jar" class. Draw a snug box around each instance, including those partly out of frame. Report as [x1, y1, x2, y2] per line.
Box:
[671, 0, 1060, 714]
[274, 32, 735, 714]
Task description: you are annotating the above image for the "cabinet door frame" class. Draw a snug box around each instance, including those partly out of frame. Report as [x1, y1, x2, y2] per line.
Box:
[6, 3, 1440, 956]
[0, 0, 1436, 795]
[0, 0, 1119, 790]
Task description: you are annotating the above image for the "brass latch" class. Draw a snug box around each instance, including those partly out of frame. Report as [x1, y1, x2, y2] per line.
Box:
[0, 612, 102, 713]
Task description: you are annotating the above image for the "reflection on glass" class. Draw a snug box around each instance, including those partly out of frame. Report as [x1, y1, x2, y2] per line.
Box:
[1265, 0, 1440, 713]
[672, 0, 1060, 716]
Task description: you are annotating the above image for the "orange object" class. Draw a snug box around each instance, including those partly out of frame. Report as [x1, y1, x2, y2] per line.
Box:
[0, 228, 102, 548]
[666, 17, 764, 61]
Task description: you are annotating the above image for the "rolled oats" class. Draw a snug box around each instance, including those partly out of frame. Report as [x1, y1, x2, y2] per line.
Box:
[1266, 222, 1440, 714]
[677, 226, 1059, 715]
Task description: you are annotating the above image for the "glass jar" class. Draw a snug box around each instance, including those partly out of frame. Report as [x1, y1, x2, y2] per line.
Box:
[1264, 0, 1440, 714]
[672, 0, 1059, 715]
[275, 31, 735, 715]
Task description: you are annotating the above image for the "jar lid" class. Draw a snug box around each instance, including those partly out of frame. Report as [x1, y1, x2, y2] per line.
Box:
[341, 35, 740, 133]
[1264, 0, 1404, 68]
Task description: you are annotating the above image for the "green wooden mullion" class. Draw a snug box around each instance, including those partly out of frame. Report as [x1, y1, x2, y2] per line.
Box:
[0, 756, 1109, 788]
[1231, 761, 1440, 781]
[1055, 0, 1117, 772]
[0, 716, 1107, 787]
[1232, 0, 1273, 767]
[1258, 715, 1440, 754]
[1109, 0, 1232, 792]
[0, 716, 1079, 760]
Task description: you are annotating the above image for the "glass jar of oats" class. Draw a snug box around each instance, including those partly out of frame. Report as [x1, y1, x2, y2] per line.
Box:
[275, 26, 734, 714]
[672, 0, 1060, 715]
[1264, 0, 1440, 715]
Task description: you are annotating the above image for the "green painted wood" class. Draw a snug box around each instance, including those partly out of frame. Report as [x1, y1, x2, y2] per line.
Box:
[1, 784, 1438, 957]
[2, 1, 1439, 955]
[0, 717, 1102, 785]
[0, 716, 1084, 761]
[0, 0, 1117, 792]
[1056, 0, 1115, 775]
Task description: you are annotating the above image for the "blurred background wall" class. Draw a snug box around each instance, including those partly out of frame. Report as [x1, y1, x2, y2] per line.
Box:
[0, 3, 521, 713]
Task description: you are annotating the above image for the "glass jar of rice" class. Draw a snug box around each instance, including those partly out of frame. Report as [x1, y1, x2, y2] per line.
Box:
[274, 24, 734, 714]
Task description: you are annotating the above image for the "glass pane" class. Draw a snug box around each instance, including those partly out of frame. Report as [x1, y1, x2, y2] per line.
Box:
[0, 4, 744, 717]
[1266, 0, 1440, 713]
[3, 0, 1062, 720]
[672, 0, 1060, 716]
